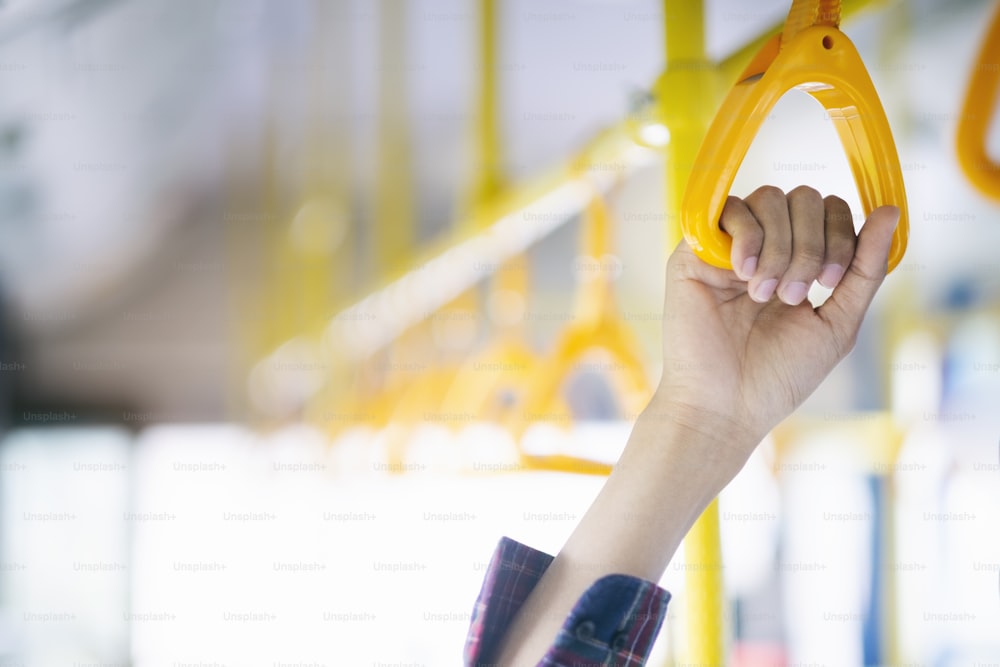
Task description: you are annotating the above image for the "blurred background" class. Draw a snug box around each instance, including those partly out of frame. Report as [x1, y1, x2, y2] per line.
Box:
[0, 0, 998, 664]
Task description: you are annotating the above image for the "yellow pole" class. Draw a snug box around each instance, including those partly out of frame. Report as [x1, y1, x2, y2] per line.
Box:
[290, 0, 344, 339]
[258, 68, 285, 355]
[661, 1, 726, 664]
[472, 0, 525, 312]
[684, 499, 724, 663]
[660, 0, 716, 251]
[300, 2, 362, 431]
[470, 0, 504, 212]
[476, 0, 526, 308]
[375, 0, 415, 277]
[257, 7, 346, 354]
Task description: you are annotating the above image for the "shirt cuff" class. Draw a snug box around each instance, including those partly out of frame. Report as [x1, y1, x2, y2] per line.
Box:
[465, 536, 671, 667]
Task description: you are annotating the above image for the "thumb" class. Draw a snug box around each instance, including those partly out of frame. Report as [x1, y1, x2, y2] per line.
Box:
[817, 205, 900, 352]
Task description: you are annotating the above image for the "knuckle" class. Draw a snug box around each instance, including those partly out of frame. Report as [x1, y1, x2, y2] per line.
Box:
[734, 224, 764, 246]
[753, 185, 786, 203]
[763, 243, 793, 265]
[720, 210, 748, 233]
[789, 184, 822, 203]
[759, 253, 791, 275]
[757, 209, 792, 237]
[762, 230, 793, 253]
[848, 260, 887, 285]
[720, 198, 754, 232]
[794, 245, 826, 267]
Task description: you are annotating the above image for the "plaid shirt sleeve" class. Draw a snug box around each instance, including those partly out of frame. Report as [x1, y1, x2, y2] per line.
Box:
[464, 536, 671, 667]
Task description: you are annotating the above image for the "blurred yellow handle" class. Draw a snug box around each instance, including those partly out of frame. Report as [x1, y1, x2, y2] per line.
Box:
[957, 1, 1000, 200]
[508, 187, 652, 469]
[682, 0, 908, 272]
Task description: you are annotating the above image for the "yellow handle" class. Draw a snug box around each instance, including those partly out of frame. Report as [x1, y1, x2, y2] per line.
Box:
[682, 25, 909, 272]
[508, 186, 652, 452]
[957, 0, 1000, 200]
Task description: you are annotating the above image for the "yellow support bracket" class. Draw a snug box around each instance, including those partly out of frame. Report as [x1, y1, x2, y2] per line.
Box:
[507, 178, 653, 457]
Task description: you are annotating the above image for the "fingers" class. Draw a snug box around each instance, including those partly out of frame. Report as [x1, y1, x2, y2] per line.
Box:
[719, 196, 763, 281]
[742, 186, 791, 303]
[817, 205, 900, 353]
[778, 186, 827, 306]
[718, 186, 868, 307]
[820, 195, 857, 288]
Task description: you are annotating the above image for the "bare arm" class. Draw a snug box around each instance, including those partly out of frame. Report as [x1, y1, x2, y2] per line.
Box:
[491, 187, 901, 666]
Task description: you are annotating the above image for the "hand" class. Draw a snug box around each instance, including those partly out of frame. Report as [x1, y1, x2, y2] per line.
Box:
[487, 187, 899, 667]
[655, 185, 900, 472]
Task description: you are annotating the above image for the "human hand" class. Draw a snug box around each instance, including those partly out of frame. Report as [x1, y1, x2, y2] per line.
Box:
[486, 187, 899, 667]
[655, 185, 900, 474]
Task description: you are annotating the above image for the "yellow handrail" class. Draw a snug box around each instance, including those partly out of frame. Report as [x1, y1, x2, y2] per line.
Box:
[506, 174, 653, 475]
[681, 0, 909, 272]
[956, 0, 1000, 200]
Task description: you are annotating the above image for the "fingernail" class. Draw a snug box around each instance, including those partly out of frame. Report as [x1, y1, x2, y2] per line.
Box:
[751, 278, 778, 303]
[780, 281, 809, 306]
[818, 263, 845, 288]
[740, 257, 757, 280]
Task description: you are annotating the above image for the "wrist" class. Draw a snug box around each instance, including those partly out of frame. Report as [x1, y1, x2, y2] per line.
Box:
[628, 392, 757, 494]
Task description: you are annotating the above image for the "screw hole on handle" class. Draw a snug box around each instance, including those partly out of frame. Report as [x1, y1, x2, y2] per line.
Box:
[822, 35, 834, 49]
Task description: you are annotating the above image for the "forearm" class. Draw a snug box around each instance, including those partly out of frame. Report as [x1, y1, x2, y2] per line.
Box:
[486, 196, 896, 665]
[490, 397, 749, 666]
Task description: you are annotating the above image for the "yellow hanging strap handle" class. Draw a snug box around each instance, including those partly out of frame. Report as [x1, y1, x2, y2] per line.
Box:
[681, 0, 908, 272]
[574, 181, 614, 324]
[957, 0, 1000, 200]
[507, 175, 652, 474]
